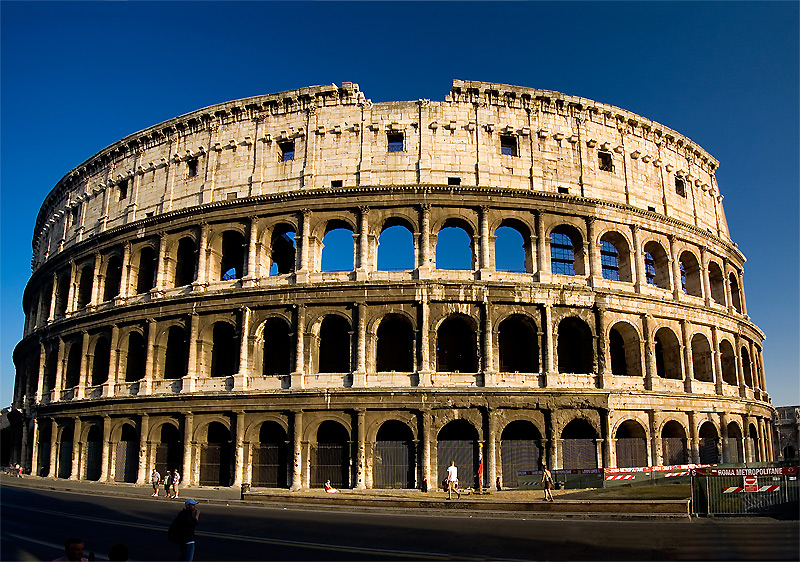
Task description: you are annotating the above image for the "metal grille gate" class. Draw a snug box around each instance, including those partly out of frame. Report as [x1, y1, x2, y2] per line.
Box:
[200, 444, 232, 486]
[693, 473, 799, 516]
[85, 440, 102, 481]
[252, 444, 289, 488]
[312, 443, 350, 488]
[662, 438, 687, 465]
[699, 438, 720, 464]
[501, 440, 541, 488]
[616, 438, 647, 468]
[724, 438, 743, 463]
[562, 439, 596, 470]
[115, 440, 139, 482]
[373, 440, 415, 489]
[437, 440, 475, 489]
[58, 441, 73, 479]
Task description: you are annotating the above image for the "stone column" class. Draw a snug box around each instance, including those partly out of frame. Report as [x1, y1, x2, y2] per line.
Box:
[642, 314, 654, 390]
[30, 418, 40, 476]
[235, 307, 251, 390]
[649, 410, 662, 467]
[49, 420, 59, 477]
[54, 338, 65, 401]
[245, 216, 259, 282]
[154, 233, 167, 293]
[142, 319, 157, 394]
[687, 411, 700, 464]
[601, 409, 613, 468]
[419, 296, 431, 385]
[700, 247, 712, 306]
[734, 333, 746, 398]
[631, 224, 644, 293]
[357, 206, 370, 278]
[48, 273, 59, 321]
[75, 332, 89, 400]
[297, 209, 311, 281]
[418, 204, 431, 276]
[748, 340, 759, 391]
[291, 410, 303, 490]
[483, 300, 493, 386]
[65, 261, 77, 314]
[100, 415, 112, 481]
[680, 319, 693, 393]
[742, 414, 753, 462]
[535, 210, 549, 283]
[89, 253, 101, 307]
[70, 418, 82, 480]
[185, 313, 200, 392]
[421, 409, 432, 491]
[722, 258, 733, 313]
[137, 414, 149, 484]
[355, 409, 366, 489]
[107, 324, 120, 397]
[233, 411, 245, 486]
[182, 413, 194, 485]
[738, 272, 748, 316]
[711, 326, 723, 395]
[757, 418, 767, 462]
[195, 223, 209, 287]
[720, 412, 730, 463]
[542, 304, 554, 381]
[353, 303, 367, 387]
[586, 217, 601, 286]
[36, 344, 46, 404]
[487, 409, 498, 490]
[595, 305, 607, 388]
[479, 205, 491, 277]
[292, 305, 305, 389]
[669, 235, 681, 300]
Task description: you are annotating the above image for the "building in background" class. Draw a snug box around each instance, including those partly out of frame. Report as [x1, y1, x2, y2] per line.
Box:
[10, 81, 775, 490]
[774, 406, 800, 461]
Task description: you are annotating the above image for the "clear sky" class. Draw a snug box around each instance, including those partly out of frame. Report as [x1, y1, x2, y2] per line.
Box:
[1, 2, 797, 407]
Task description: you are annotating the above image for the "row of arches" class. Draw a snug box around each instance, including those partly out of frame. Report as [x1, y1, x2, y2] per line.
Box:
[36, 415, 769, 489]
[25, 214, 746, 332]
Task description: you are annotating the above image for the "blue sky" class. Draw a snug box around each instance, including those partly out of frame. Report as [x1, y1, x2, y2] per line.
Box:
[1, 2, 797, 406]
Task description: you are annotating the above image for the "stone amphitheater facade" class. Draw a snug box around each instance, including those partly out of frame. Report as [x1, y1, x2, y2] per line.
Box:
[11, 80, 775, 490]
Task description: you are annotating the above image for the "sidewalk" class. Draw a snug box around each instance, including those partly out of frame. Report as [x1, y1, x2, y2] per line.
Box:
[1, 475, 691, 519]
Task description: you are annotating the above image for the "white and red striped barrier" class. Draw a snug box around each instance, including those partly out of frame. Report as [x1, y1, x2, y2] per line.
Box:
[605, 474, 636, 481]
[722, 485, 780, 493]
[664, 471, 690, 477]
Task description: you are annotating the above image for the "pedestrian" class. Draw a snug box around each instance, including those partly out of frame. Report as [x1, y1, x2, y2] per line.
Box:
[52, 537, 89, 562]
[446, 460, 460, 500]
[171, 469, 181, 498]
[541, 463, 554, 502]
[164, 470, 173, 499]
[324, 479, 339, 493]
[168, 498, 200, 561]
[151, 468, 161, 497]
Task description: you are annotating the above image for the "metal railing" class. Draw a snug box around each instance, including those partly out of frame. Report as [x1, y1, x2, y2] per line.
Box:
[691, 466, 799, 517]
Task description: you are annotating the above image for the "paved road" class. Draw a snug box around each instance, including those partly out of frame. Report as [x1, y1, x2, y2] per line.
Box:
[1, 484, 797, 561]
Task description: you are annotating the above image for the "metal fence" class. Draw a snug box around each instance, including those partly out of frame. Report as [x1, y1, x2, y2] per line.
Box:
[692, 466, 799, 517]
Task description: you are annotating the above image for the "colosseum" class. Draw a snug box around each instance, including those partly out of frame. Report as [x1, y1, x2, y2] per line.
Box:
[10, 80, 775, 491]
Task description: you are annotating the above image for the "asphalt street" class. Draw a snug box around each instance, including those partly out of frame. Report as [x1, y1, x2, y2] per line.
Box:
[1, 484, 797, 561]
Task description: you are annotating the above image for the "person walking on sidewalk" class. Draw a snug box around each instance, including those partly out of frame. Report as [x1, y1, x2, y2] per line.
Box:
[446, 461, 460, 500]
[170, 469, 181, 499]
[541, 463, 554, 502]
[150, 469, 161, 497]
[164, 470, 174, 498]
[168, 499, 199, 561]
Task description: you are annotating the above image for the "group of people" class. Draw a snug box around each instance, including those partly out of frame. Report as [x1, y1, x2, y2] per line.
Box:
[52, 538, 128, 562]
[150, 468, 181, 498]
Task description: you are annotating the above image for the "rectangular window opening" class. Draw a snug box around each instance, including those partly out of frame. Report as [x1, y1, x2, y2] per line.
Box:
[279, 141, 295, 162]
[226, 192, 238, 201]
[118, 180, 128, 200]
[447, 177, 461, 186]
[598, 151, 614, 172]
[647, 206, 656, 212]
[557, 186, 569, 194]
[331, 180, 343, 188]
[500, 135, 518, 157]
[675, 177, 686, 197]
[188, 158, 199, 178]
[387, 133, 404, 153]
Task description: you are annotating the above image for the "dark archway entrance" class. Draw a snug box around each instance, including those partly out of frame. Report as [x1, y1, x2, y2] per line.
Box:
[58, 427, 73, 479]
[373, 420, 415, 489]
[154, 424, 182, 482]
[312, 421, 351, 489]
[85, 425, 103, 481]
[699, 423, 720, 464]
[661, 421, 687, 465]
[376, 315, 414, 372]
[500, 420, 542, 488]
[115, 424, 139, 483]
[557, 318, 593, 374]
[253, 422, 289, 488]
[437, 420, 478, 489]
[436, 316, 477, 373]
[200, 422, 233, 486]
[561, 419, 598, 470]
[318, 316, 351, 373]
[498, 316, 538, 373]
[615, 421, 647, 468]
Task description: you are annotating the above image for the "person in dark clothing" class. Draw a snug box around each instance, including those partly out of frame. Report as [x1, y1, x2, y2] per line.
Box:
[169, 499, 199, 561]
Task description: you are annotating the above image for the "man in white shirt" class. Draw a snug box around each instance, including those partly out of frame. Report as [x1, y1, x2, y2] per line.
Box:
[446, 461, 460, 499]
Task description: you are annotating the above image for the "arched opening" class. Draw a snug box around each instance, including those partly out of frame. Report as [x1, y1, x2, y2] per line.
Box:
[654, 327, 682, 379]
[174, 237, 197, 287]
[600, 232, 632, 282]
[200, 422, 233, 487]
[377, 223, 414, 271]
[57, 427, 73, 479]
[691, 334, 714, 382]
[679, 251, 702, 297]
[313, 421, 351, 489]
[643, 241, 670, 289]
[164, 326, 188, 380]
[376, 315, 414, 372]
[726, 422, 743, 464]
[500, 420, 542, 488]
[39, 281, 53, 323]
[262, 318, 292, 377]
[741, 346, 752, 387]
[220, 230, 246, 280]
[494, 222, 529, 273]
[498, 315, 539, 373]
[321, 223, 354, 272]
[661, 421, 687, 465]
[550, 225, 584, 276]
[154, 424, 181, 482]
[708, 262, 725, 305]
[91, 337, 111, 386]
[373, 420, 415, 489]
[699, 422, 720, 464]
[85, 425, 103, 481]
[115, 424, 139, 483]
[437, 420, 478, 489]
[318, 315, 351, 373]
[436, 315, 477, 373]
[729, 273, 742, 313]
[748, 424, 760, 462]
[76, 265, 93, 309]
[783, 446, 797, 461]
[55, 272, 70, 317]
[103, 256, 122, 301]
[615, 420, 647, 468]
[135, 247, 157, 294]
[436, 221, 474, 270]
[125, 331, 146, 382]
[43, 350, 58, 395]
[64, 341, 82, 389]
[37, 422, 52, 477]
[210, 322, 239, 378]
[253, 422, 289, 488]
[720, 340, 737, 385]
[557, 317, 593, 374]
[561, 419, 598, 470]
[270, 226, 296, 275]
